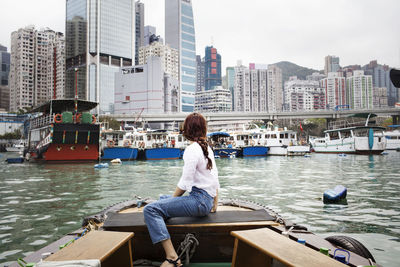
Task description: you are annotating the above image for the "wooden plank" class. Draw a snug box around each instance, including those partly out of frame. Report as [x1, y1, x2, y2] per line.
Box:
[231, 228, 347, 267]
[170, 221, 279, 228]
[232, 238, 271, 267]
[45, 231, 134, 263]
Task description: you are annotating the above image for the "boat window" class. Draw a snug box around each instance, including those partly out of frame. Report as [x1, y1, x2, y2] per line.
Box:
[340, 130, 351, 138]
[265, 134, 270, 138]
[280, 133, 284, 139]
[285, 133, 288, 139]
[329, 132, 340, 140]
[147, 135, 151, 141]
[290, 134, 295, 139]
[353, 129, 369, 137]
[178, 136, 182, 142]
[271, 134, 277, 139]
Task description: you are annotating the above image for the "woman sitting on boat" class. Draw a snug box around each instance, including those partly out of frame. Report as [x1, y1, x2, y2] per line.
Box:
[143, 113, 219, 267]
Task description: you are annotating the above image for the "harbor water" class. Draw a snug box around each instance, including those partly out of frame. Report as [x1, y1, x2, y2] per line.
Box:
[0, 151, 400, 266]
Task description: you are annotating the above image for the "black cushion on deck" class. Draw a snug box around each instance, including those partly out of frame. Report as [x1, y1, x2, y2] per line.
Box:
[103, 209, 275, 229]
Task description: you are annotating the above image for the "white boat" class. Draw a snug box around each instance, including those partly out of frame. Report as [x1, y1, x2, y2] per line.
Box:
[5, 140, 26, 152]
[383, 125, 400, 150]
[310, 114, 386, 155]
[229, 125, 309, 156]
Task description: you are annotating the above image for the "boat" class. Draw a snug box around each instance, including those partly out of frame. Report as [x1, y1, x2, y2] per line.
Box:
[229, 132, 269, 157]
[310, 113, 386, 155]
[382, 125, 400, 150]
[6, 157, 24, 164]
[140, 130, 185, 160]
[5, 140, 26, 152]
[207, 131, 239, 158]
[323, 185, 347, 204]
[10, 198, 378, 267]
[101, 130, 139, 160]
[25, 99, 100, 162]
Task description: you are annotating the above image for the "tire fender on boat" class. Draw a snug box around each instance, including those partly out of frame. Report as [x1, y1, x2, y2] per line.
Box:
[325, 235, 376, 263]
[54, 114, 62, 123]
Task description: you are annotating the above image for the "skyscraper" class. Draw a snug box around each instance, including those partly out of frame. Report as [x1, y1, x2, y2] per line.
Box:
[135, 1, 144, 65]
[196, 55, 204, 92]
[320, 72, 346, 110]
[324, 55, 340, 75]
[9, 26, 64, 112]
[65, 0, 137, 114]
[204, 46, 221, 90]
[0, 44, 10, 110]
[165, 0, 197, 112]
[226, 67, 235, 110]
[346, 70, 373, 109]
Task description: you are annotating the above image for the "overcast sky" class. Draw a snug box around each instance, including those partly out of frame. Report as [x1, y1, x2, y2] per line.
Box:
[1, 0, 399, 72]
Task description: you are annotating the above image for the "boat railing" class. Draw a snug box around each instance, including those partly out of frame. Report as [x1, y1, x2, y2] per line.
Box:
[30, 114, 54, 129]
[328, 119, 365, 130]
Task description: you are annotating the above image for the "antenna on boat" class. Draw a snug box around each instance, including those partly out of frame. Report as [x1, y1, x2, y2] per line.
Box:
[365, 113, 371, 126]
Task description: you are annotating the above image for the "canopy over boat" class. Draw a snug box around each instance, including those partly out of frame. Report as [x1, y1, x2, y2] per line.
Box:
[347, 113, 377, 119]
[207, 131, 230, 137]
[31, 99, 98, 114]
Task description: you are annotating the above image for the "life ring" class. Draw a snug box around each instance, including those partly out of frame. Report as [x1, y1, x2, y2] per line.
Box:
[54, 114, 62, 123]
[92, 115, 96, 124]
[123, 140, 131, 147]
[107, 140, 115, 148]
[76, 113, 82, 123]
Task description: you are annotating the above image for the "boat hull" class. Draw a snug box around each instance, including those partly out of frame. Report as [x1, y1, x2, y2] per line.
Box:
[144, 147, 182, 160]
[213, 148, 238, 158]
[41, 143, 99, 161]
[240, 146, 268, 157]
[102, 147, 138, 160]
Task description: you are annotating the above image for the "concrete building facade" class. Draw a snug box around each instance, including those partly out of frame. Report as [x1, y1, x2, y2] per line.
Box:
[284, 77, 325, 111]
[267, 65, 283, 112]
[196, 55, 204, 92]
[114, 56, 179, 114]
[195, 86, 231, 113]
[135, 1, 144, 65]
[320, 72, 346, 110]
[138, 41, 179, 81]
[9, 26, 65, 112]
[346, 70, 373, 109]
[65, 0, 137, 114]
[373, 87, 388, 108]
[226, 66, 235, 110]
[165, 0, 197, 112]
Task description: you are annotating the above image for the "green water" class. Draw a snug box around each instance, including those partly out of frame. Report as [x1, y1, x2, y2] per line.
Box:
[0, 152, 400, 266]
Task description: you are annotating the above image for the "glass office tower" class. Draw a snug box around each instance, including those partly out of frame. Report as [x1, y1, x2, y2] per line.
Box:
[66, 0, 136, 114]
[165, 0, 196, 112]
[204, 46, 221, 91]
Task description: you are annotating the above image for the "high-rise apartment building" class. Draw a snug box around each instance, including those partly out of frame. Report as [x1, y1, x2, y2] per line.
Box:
[139, 41, 179, 81]
[226, 67, 235, 110]
[234, 64, 250, 112]
[324, 55, 340, 75]
[165, 0, 196, 112]
[284, 77, 325, 111]
[9, 26, 65, 112]
[362, 60, 398, 106]
[204, 46, 221, 91]
[267, 65, 283, 112]
[0, 45, 10, 111]
[196, 55, 204, 92]
[346, 70, 373, 109]
[320, 72, 346, 110]
[135, 1, 144, 65]
[65, 0, 137, 114]
[195, 86, 231, 113]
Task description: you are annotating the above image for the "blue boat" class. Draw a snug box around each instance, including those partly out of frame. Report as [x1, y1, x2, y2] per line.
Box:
[323, 185, 347, 204]
[207, 132, 239, 158]
[6, 157, 24, 164]
[144, 148, 182, 160]
[240, 146, 269, 157]
[103, 147, 138, 160]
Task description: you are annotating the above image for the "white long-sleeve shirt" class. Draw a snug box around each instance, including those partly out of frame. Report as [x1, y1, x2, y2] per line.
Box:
[177, 142, 219, 197]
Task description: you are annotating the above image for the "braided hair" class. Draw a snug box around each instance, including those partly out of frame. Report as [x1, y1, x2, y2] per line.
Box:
[182, 113, 213, 170]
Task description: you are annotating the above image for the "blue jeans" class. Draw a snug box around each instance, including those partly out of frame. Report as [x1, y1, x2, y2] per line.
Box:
[143, 187, 213, 244]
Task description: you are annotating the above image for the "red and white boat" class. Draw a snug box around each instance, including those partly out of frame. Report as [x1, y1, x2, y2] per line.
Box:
[26, 99, 100, 162]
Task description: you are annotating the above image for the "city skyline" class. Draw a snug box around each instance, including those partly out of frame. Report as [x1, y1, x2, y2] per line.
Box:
[0, 0, 399, 72]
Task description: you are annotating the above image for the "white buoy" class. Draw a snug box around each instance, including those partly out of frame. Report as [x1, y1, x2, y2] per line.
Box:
[110, 158, 122, 164]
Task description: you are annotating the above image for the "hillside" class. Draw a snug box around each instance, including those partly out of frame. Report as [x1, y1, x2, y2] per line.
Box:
[272, 61, 321, 82]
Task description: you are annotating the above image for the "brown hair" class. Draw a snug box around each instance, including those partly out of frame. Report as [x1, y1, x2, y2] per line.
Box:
[182, 113, 212, 170]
